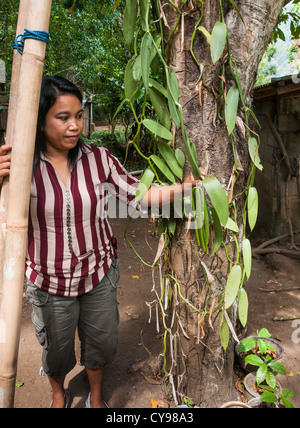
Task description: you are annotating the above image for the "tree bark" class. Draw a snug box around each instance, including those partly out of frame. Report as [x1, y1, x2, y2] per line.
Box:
[162, 0, 286, 407]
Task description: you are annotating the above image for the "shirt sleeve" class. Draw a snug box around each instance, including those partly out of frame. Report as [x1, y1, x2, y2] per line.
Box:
[105, 149, 142, 212]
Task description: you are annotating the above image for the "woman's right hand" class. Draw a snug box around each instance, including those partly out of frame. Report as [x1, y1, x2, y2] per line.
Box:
[0, 144, 12, 181]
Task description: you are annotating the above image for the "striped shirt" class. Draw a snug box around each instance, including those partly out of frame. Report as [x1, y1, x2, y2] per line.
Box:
[25, 143, 140, 297]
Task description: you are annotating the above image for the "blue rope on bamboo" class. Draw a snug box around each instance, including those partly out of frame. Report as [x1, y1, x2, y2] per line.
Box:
[13, 29, 50, 55]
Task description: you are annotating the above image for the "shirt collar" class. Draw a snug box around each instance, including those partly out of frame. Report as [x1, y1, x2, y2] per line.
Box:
[40, 142, 92, 164]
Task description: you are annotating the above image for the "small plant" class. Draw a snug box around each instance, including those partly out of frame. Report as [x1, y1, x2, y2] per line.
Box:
[181, 397, 193, 408]
[244, 351, 286, 390]
[238, 328, 279, 361]
[240, 328, 295, 408]
[260, 386, 295, 409]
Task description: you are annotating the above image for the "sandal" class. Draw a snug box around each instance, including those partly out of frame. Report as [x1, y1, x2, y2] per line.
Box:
[85, 393, 109, 408]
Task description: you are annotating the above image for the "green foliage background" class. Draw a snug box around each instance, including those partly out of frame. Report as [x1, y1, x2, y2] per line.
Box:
[0, 0, 129, 124]
[1, 0, 299, 116]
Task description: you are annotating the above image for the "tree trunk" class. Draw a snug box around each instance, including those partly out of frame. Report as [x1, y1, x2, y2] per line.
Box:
[162, 0, 286, 407]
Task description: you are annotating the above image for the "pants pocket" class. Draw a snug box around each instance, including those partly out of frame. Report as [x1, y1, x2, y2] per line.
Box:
[26, 282, 50, 350]
[106, 258, 120, 290]
[31, 312, 49, 350]
[26, 282, 49, 307]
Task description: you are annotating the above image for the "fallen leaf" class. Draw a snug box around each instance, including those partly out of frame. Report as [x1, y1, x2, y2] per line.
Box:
[151, 398, 158, 408]
[235, 379, 244, 394]
[156, 399, 167, 408]
[131, 274, 140, 279]
[15, 382, 24, 388]
[286, 370, 300, 376]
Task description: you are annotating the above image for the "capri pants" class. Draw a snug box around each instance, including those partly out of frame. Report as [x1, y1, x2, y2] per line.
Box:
[26, 259, 120, 377]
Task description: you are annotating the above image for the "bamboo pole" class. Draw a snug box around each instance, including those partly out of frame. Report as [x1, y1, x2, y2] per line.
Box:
[0, 0, 30, 296]
[0, 0, 52, 408]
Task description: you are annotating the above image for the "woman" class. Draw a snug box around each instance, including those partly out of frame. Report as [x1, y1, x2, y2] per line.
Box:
[0, 76, 199, 408]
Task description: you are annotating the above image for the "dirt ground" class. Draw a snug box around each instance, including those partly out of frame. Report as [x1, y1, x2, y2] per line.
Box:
[14, 216, 300, 408]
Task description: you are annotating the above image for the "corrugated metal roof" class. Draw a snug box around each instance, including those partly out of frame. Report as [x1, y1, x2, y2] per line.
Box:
[254, 74, 300, 100]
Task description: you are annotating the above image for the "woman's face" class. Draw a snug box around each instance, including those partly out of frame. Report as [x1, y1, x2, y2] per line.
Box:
[43, 94, 84, 157]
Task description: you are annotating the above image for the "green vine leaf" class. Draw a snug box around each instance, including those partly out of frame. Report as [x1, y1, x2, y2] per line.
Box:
[210, 21, 227, 64]
[238, 288, 248, 327]
[247, 187, 258, 231]
[242, 238, 252, 280]
[248, 137, 263, 171]
[135, 167, 155, 202]
[224, 265, 242, 309]
[203, 177, 229, 226]
[167, 68, 180, 102]
[202, 197, 210, 253]
[167, 89, 180, 127]
[151, 155, 176, 183]
[211, 207, 223, 255]
[141, 32, 152, 92]
[139, 0, 150, 31]
[157, 141, 183, 181]
[133, 55, 142, 81]
[198, 26, 211, 45]
[192, 186, 204, 237]
[168, 218, 176, 236]
[143, 119, 174, 141]
[148, 87, 171, 130]
[225, 217, 239, 233]
[175, 148, 185, 168]
[149, 78, 168, 98]
[225, 86, 239, 135]
[124, 58, 137, 100]
[123, 0, 137, 47]
[219, 312, 230, 351]
[166, 69, 181, 127]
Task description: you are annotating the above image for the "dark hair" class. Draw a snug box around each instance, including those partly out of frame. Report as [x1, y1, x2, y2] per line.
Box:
[34, 75, 84, 171]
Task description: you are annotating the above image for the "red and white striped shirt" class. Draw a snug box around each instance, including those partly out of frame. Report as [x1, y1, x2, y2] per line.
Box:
[25, 143, 140, 297]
